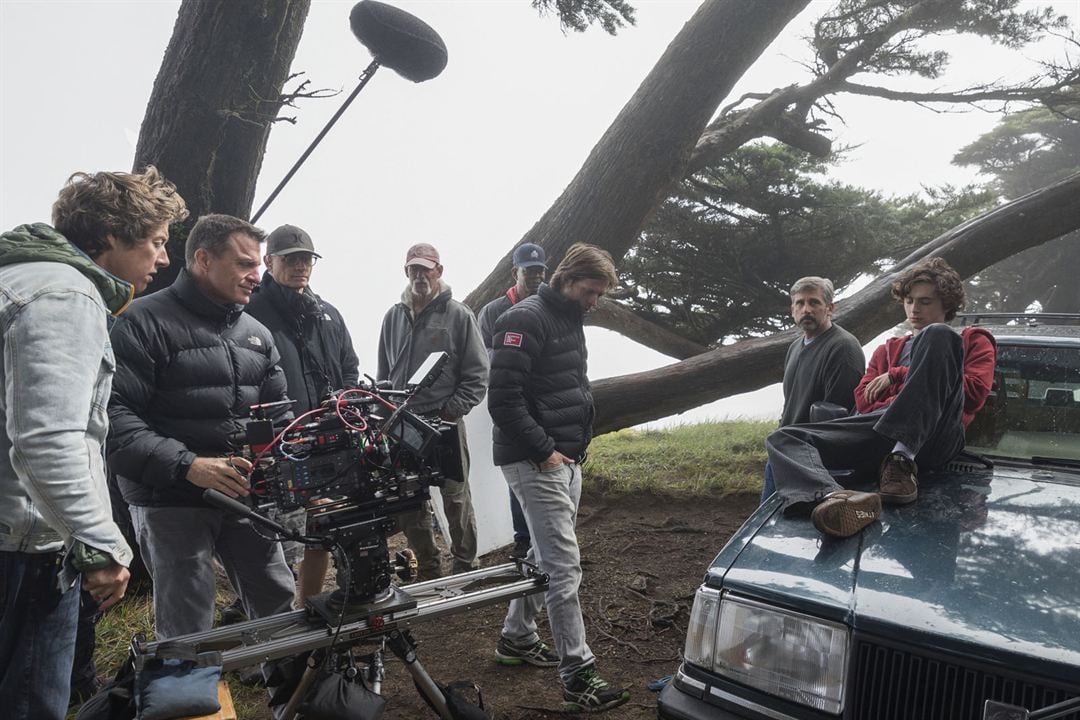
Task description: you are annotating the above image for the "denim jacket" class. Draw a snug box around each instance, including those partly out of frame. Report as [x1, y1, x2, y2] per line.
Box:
[0, 223, 134, 568]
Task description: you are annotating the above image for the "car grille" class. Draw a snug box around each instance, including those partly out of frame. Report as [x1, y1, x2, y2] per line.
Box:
[848, 637, 1079, 720]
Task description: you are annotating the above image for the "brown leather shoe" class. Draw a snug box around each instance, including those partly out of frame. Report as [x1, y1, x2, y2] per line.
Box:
[811, 490, 882, 538]
[879, 452, 918, 505]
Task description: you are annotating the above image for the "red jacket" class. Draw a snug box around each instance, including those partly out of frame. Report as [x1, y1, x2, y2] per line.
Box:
[854, 326, 996, 427]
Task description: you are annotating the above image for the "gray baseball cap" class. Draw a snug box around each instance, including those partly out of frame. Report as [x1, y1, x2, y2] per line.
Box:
[266, 224, 322, 258]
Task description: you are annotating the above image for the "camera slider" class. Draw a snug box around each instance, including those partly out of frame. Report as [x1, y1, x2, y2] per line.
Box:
[130, 560, 548, 719]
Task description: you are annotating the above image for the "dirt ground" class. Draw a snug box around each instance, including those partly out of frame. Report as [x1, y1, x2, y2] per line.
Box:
[361, 491, 760, 719]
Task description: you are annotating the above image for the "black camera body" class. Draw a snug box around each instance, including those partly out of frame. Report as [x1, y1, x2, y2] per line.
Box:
[231, 354, 462, 613]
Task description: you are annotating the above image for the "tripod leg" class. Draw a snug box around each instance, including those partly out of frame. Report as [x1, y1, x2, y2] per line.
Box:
[385, 630, 452, 719]
[369, 642, 385, 695]
[278, 652, 322, 720]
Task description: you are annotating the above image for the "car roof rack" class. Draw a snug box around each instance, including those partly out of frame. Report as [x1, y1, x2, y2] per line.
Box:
[956, 312, 1080, 327]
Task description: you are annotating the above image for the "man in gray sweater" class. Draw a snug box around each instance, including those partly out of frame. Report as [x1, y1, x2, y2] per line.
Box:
[761, 276, 865, 500]
[377, 243, 489, 578]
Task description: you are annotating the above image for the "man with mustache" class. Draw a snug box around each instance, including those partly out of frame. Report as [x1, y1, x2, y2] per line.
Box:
[477, 242, 548, 559]
[0, 167, 186, 719]
[761, 276, 865, 501]
[377, 243, 488, 579]
[107, 214, 296, 638]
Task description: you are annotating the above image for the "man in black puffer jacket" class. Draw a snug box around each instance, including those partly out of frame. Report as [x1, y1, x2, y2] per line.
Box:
[488, 243, 630, 714]
[108, 214, 295, 639]
[246, 224, 359, 603]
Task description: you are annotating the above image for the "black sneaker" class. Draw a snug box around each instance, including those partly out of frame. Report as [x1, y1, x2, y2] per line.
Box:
[220, 598, 247, 626]
[562, 665, 630, 713]
[494, 636, 560, 667]
[510, 539, 531, 560]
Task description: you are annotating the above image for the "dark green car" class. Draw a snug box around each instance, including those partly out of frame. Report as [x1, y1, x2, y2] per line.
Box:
[658, 314, 1080, 720]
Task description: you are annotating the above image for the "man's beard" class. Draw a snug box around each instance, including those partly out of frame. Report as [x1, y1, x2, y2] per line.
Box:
[411, 278, 432, 298]
[799, 317, 820, 332]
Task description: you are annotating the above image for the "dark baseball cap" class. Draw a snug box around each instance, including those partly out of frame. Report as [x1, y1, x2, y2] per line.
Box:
[405, 243, 441, 269]
[266, 224, 321, 258]
[512, 243, 546, 269]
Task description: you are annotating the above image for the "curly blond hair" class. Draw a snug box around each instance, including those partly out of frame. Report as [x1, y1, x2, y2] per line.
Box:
[52, 166, 188, 257]
[891, 257, 965, 321]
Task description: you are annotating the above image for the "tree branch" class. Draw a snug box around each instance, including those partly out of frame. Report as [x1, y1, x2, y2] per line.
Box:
[585, 298, 709, 360]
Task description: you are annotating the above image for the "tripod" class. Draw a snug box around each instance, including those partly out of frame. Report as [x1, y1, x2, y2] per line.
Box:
[130, 560, 548, 719]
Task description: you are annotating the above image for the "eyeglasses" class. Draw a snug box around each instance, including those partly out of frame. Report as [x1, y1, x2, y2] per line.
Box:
[281, 253, 318, 267]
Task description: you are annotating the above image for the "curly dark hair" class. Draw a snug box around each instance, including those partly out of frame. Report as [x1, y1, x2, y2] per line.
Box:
[890, 257, 965, 321]
[51, 166, 188, 258]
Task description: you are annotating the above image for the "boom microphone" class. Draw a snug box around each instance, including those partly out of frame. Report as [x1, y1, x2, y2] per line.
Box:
[250, 1, 448, 223]
[349, 0, 448, 83]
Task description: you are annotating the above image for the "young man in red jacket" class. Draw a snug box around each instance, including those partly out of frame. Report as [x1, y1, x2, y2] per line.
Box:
[767, 258, 996, 539]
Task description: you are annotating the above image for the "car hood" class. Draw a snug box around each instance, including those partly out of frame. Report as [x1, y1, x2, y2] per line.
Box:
[710, 466, 1080, 679]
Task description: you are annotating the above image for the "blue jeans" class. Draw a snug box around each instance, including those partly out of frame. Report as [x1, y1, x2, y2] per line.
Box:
[501, 460, 595, 683]
[509, 487, 530, 544]
[0, 551, 79, 719]
[760, 461, 776, 503]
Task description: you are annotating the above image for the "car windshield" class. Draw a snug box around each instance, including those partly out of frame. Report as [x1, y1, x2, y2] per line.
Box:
[966, 341, 1080, 464]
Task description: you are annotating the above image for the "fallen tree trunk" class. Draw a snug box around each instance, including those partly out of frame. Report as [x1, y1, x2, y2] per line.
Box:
[591, 172, 1080, 434]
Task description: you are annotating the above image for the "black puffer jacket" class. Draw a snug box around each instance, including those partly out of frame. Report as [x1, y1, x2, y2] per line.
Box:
[246, 273, 360, 414]
[488, 283, 593, 466]
[108, 270, 290, 507]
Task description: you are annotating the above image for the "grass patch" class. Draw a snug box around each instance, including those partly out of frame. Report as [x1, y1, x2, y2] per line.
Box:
[583, 420, 773, 496]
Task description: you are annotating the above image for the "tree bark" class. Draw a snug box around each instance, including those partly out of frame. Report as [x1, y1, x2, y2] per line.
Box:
[585, 298, 709, 359]
[463, 0, 810, 312]
[591, 172, 1080, 434]
[134, 0, 311, 292]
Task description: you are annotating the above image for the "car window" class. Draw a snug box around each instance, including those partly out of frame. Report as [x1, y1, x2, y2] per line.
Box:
[966, 342, 1080, 463]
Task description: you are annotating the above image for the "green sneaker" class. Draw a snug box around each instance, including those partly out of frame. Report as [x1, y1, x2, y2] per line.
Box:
[494, 637, 560, 667]
[562, 665, 630, 713]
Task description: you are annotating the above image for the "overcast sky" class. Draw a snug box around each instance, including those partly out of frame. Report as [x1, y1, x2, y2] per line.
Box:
[2, 0, 1075, 426]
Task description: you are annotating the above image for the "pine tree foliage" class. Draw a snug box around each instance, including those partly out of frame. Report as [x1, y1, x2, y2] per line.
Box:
[955, 92, 1080, 312]
[532, 0, 636, 35]
[617, 143, 994, 344]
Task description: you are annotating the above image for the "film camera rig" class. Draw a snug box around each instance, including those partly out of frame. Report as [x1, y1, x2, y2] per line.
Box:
[128, 353, 548, 719]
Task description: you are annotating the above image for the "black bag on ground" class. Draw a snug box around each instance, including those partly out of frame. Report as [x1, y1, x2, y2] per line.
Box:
[415, 678, 491, 720]
[298, 666, 386, 720]
[74, 659, 136, 720]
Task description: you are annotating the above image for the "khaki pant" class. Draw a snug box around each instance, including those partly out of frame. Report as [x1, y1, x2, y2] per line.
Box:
[397, 419, 478, 576]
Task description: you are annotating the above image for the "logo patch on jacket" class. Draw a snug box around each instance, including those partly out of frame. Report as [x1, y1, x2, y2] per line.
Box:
[503, 331, 523, 348]
[247, 335, 263, 348]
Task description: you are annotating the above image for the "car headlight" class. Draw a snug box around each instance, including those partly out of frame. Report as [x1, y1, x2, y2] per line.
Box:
[683, 588, 849, 715]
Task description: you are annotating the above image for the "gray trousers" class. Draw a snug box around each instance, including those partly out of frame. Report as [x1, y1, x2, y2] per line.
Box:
[131, 505, 296, 639]
[398, 419, 478, 574]
[501, 460, 595, 683]
[769, 324, 966, 508]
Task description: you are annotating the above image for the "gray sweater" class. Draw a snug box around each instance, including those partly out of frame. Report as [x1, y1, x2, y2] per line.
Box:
[376, 281, 489, 418]
[780, 323, 865, 426]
